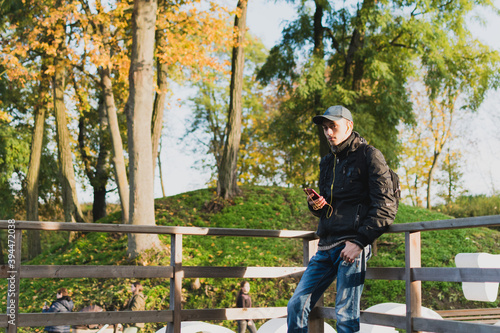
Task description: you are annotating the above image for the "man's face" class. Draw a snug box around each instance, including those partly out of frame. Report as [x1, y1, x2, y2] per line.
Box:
[322, 118, 352, 147]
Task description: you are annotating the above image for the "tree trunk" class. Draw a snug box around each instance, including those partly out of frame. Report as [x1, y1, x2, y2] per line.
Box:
[53, 59, 85, 229]
[151, 58, 168, 172]
[26, 79, 47, 258]
[100, 67, 130, 224]
[126, 0, 162, 258]
[157, 137, 166, 198]
[312, 0, 329, 158]
[93, 103, 110, 221]
[218, 0, 247, 199]
[77, 102, 109, 222]
[426, 152, 440, 209]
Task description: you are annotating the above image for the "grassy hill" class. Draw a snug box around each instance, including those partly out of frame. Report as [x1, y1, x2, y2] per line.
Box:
[2, 186, 500, 332]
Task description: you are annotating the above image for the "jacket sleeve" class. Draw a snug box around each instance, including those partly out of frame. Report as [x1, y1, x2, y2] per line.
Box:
[353, 146, 397, 248]
[308, 202, 323, 217]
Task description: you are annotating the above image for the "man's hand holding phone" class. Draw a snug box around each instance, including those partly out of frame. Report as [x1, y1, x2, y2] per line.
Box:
[303, 188, 326, 210]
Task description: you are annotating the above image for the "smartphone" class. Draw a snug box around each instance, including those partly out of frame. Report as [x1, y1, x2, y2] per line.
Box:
[303, 188, 320, 200]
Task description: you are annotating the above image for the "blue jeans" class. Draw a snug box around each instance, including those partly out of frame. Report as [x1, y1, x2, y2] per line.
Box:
[287, 244, 371, 333]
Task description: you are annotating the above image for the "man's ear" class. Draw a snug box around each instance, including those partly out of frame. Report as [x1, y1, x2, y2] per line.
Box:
[346, 120, 354, 132]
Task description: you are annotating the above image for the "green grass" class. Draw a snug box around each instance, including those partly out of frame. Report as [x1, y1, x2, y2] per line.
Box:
[2, 185, 500, 332]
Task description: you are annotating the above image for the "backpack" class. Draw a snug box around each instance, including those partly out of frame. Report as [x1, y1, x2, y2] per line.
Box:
[359, 144, 401, 208]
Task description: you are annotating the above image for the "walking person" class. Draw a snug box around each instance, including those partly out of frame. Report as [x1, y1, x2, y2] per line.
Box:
[287, 105, 398, 333]
[236, 280, 258, 333]
[42, 288, 74, 333]
[123, 281, 146, 333]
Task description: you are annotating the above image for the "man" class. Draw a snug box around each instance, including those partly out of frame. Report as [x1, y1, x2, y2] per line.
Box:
[287, 105, 398, 333]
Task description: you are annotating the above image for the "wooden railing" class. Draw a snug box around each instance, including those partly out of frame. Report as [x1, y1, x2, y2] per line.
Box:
[1, 215, 500, 333]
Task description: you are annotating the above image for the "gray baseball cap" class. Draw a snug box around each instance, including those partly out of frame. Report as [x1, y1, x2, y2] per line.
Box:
[313, 105, 353, 125]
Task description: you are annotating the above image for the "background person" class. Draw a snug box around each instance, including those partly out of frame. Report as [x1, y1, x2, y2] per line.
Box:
[123, 281, 146, 333]
[42, 287, 74, 333]
[236, 280, 257, 333]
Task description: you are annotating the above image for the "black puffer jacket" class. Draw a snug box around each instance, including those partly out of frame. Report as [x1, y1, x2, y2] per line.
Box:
[311, 131, 397, 248]
[43, 296, 74, 333]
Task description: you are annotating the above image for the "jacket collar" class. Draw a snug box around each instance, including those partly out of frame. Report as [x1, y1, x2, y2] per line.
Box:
[329, 131, 366, 157]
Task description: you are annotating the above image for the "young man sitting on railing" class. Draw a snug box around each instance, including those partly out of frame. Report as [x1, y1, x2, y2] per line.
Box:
[287, 106, 398, 333]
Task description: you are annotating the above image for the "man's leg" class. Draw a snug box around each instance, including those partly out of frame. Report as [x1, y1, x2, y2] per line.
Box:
[287, 249, 341, 333]
[335, 245, 370, 333]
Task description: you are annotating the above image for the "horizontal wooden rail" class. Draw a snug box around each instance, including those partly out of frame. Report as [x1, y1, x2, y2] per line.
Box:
[5, 265, 498, 283]
[180, 307, 288, 321]
[414, 316, 500, 333]
[2, 214, 499, 235]
[413, 267, 500, 282]
[2, 215, 500, 332]
[388, 214, 500, 233]
[0, 310, 172, 328]
[0, 265, 173, 279]
[183, 266, 305, 279]
[1, 221, 317, 239]
[319, 306, 500, 332]
[437, 308, 500, 324]
[314, 307, 407, 330]
[366, 267, 405, 280]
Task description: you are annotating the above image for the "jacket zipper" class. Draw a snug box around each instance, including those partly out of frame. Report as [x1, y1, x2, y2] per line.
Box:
[327, 154, 337, 218]
[354, 204, 361, 230]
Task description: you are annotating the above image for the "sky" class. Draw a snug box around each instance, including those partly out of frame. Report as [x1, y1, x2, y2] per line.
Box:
[150, 0, 298, 200]
[81, 0, 500, 204]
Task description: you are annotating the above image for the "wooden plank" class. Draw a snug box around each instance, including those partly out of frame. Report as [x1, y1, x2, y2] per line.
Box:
[183, 266, 305, 278]
[413, 267, 500, 283]
[316, 307, 407, 330]
[361, 311, 406, 330]
[0, 315, 7, 328]
[0, 221, 317, 239]
[3, 215, 500, 236]
[170, 234, 183, 333]
[442, 315, 500, 321]
[413, 317, 500, 333]
[389, 215, 500, 233]
[366, 267, 405, 280]
[17, 310, 172, 327]
[0, 264, 405, 281]
[1, 265, 173, 279]
[437, 308, 500, 316]
[405, 231, 422, 333]
[180, 307, 287, 321]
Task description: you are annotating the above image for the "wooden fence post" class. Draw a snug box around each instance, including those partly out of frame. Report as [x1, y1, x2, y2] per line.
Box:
[304, 239, 323, 333]
[405, 231, 422, 333]
[6, 222, 21, 333]
[167, 234, 183, 333]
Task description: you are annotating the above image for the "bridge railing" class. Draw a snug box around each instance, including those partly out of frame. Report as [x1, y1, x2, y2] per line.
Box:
[1, 215, 500, 333]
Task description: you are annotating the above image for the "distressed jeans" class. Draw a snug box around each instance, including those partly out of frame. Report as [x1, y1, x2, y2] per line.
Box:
[287, 244, 371, 333]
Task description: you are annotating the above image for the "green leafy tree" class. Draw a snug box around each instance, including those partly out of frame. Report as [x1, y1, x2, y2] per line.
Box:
[436, 148, 466, 206]
[187, 33, 284, 188]
[258, 0, 500, 169]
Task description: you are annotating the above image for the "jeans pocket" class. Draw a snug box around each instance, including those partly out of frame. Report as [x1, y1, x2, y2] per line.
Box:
[341, 257, 361, 267]
[311, 250, 330, 264]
